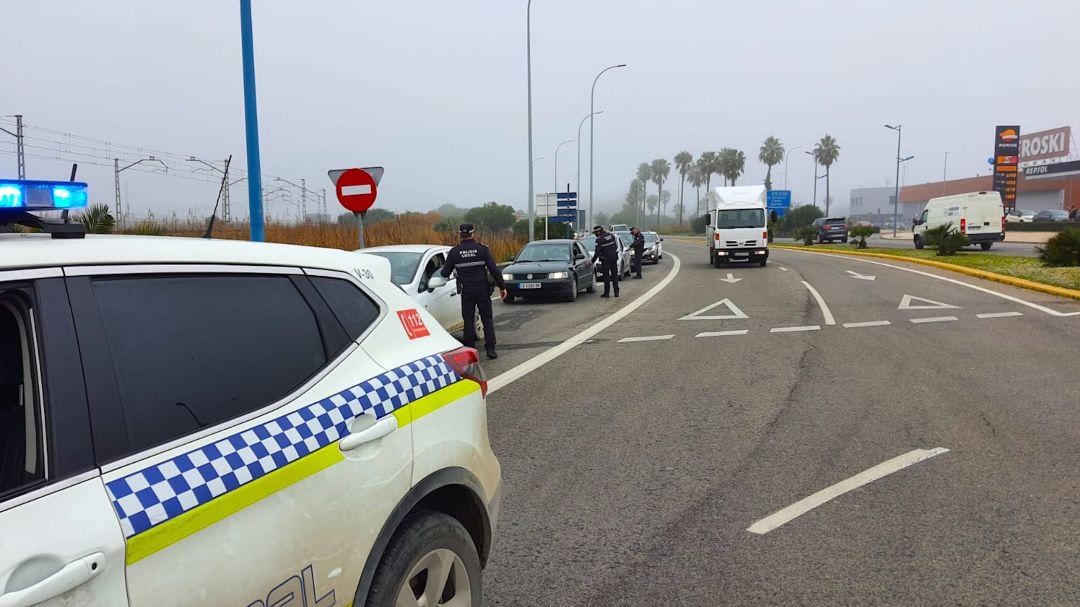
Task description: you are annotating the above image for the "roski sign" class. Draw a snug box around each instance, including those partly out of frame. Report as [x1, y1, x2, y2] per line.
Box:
[1019, 126, 1071, 162]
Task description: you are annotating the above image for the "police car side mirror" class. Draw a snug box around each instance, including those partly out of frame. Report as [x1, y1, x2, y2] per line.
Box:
[427, 275, 448, 290]
[574, 253, 586, 260]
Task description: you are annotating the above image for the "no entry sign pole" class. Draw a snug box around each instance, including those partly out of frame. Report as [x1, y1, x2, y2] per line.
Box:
[329, 166, 383, 250]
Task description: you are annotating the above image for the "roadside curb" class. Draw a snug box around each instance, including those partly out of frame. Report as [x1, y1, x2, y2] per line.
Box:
[771, 244, 1080, 302]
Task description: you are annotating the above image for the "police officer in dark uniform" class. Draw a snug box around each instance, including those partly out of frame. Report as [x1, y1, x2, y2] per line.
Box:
[590, 225, 620, 298]
[630, 226, 645, 279]
[441, 223, 507, 359]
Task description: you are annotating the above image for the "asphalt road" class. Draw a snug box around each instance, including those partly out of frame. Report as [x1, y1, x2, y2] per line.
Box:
[475, 239, 1080, 606]
[863, 233, 1042, 257]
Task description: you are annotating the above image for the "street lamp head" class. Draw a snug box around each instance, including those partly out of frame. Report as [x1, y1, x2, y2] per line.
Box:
[885, 124, 900, 131]
[900, 155, 915, 162]
[615, 64, 627, 68]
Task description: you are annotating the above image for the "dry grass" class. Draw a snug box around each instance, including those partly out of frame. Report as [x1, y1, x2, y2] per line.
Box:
[142, 215, 526, 262]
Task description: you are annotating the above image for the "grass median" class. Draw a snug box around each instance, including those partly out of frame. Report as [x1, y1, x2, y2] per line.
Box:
[774, 243, 1080, 292]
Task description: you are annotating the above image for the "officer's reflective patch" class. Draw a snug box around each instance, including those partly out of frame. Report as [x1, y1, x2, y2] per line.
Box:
[396, 308, 430, 340]
[106, 355, 458, 539]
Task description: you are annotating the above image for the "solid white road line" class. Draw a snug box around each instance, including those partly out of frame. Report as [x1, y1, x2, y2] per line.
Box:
[801, 281, 836, 325]
[778, 249, 1080, 317]
[747, 447, 949, 535]
[770, 325, 821, 333]
[487, 254, 682, 395]
[842, 320, 891, 328]
[780, 267, 790, 271]
[618, 335, 674, 343]
[909, 316, 959, 324]
[696, 329, 750, 337]
[977, 311, 1023, 319]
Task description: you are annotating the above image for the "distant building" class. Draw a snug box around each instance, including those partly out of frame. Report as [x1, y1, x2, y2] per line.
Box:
[848, 187, 896, 223]
[899, 172, 1080, 219]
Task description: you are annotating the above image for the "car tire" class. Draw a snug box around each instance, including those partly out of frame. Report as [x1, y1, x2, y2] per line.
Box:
[712, 253, 723, 268]
[566, 277, 578, 302]
[585, 273, 596, 294]
[818, 235, 824, 244]
[981, 242, 993, 251]
[841, 237, 848, 244]
[914, 235, 924, 250]
[759, 258, 767, 267]
[473, 310, 484, 340]
[365, 511, 483, 607]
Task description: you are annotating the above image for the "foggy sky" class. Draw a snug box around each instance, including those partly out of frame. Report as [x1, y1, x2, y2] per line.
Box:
[6, 0, 1080, 220]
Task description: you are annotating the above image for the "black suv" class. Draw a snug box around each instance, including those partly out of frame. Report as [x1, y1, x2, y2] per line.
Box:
[813, 217, 849, 243]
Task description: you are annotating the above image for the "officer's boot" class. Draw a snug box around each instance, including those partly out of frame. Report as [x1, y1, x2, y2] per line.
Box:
[486, 346, 498, 360]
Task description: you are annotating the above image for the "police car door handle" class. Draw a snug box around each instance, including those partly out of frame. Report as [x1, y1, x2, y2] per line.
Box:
[339, 414, 398, 451]
[0, 552, 105, 607]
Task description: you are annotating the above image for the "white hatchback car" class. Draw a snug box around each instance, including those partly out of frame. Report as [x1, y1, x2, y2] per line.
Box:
[0, 183, 500, 607]
[365, 244, 486, 340]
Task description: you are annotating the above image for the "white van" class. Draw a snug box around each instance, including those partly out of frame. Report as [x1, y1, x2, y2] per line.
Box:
[913, 191, 1005, 251]
[704, 185, 769, 267]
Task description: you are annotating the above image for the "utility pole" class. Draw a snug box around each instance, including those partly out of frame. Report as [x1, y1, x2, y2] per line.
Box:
[0, 114, 25, 179]
[115, 156, 168, 230]
[885, 124, 903, 238]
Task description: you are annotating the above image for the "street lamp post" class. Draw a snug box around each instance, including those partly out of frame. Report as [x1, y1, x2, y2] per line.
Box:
[532, 156, 545, 236]
[885, 124, 904, 237]
[114, 156, 168, 230]
[577, 111, 602, 214]
[589, 64, 626, 230]
[551, 139, 573, 239]
[943, 151, 949, 194]
[526, 0, 535, 241]
[804, 150, 819, 208]
[239, 0, 265, 241]
[783, 145, 803, 190]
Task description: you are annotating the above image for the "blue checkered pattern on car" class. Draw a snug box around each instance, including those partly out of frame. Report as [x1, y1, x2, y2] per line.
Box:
[105, 355, 459, 539]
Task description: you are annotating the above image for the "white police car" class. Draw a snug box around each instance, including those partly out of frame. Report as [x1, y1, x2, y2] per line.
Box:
[0, 179, 500, 606]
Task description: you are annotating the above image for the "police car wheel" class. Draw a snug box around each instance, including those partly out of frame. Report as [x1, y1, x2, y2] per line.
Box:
[366, 511, 482, 607]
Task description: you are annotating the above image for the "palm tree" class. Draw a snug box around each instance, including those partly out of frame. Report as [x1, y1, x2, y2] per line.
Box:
[636, 162, 652, 225]
[759, 136, 785, 191]
[687, 164, 703, 218]
[673, 151, 693, 226]
[720, 148, 746, 186]
[697, 152, 718, 193]
[650, 158, 671, 230]
[77, 203, 116, 234]
[813, 135, 841, 215]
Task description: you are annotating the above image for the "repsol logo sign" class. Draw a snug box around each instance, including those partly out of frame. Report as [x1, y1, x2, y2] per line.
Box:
[1020, 127, 1071, 161]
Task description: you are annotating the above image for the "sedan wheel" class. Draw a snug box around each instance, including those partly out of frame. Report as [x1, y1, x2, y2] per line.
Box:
[474, 310, 484, 339]
[566, 276, 578, 302]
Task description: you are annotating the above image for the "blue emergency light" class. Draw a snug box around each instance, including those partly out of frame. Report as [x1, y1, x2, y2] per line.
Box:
[0, 179, 89, 210]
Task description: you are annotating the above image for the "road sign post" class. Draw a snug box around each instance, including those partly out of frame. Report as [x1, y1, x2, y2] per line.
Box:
[329, 166, 383, 250]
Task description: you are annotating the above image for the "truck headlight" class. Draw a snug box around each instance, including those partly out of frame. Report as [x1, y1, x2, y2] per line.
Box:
[548, 271, 568, 279]
[502, 273, 513, 280]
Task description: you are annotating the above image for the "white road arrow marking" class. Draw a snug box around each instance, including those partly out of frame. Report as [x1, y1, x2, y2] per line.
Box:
[720, 273, 742, 284]
[899, 294, 960, 310]
[846, 270, 876, 281]
[679, 298, 749, 320]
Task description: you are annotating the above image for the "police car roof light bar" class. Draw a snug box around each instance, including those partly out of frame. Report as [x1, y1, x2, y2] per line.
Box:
[0, 179, 89, 239]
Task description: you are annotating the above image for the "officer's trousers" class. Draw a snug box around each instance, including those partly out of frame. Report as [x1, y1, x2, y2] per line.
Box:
[461, 286, 496, 349]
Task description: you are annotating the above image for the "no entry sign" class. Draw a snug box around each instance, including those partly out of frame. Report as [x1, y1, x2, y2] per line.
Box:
[334, 168, 379, 213]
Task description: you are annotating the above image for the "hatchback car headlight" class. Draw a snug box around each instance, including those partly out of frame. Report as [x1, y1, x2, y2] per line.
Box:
[502, 273, 513, 280]
[548, 271, 568, 279]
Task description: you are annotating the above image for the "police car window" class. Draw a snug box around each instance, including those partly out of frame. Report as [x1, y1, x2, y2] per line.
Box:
[367, 252, 423, 286]
[91, 275, 328, 453]
[0, 291, 45, 499]
[310, 276, 381, 341]
[644, 233, 658, 243]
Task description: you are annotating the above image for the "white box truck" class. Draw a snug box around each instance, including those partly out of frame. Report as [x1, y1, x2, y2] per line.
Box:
[912, 191, 1006, 251]
[705, 185, 770, 267]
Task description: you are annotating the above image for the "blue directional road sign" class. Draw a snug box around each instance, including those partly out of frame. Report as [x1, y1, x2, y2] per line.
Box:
[556, 191, 578, 208]
[766, 189, 792, 218]
[556, 207, 577, 217]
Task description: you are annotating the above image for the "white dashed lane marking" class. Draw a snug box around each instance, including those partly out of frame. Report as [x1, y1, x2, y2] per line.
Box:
[910, 316, 959, 324]
[696, 330, 750, 338]
[843, 320, 891, 328]
[976, 311, 1023, 319]
[618, 335, 675, 343]
[770, 325, 821, 333]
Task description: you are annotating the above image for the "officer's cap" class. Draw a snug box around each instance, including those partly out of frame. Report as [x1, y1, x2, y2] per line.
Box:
[459, 223, 475, 235]
[592, 225, 603, 233]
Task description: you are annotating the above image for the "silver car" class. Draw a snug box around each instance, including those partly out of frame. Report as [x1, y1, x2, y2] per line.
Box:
[581, 233, 632, 279]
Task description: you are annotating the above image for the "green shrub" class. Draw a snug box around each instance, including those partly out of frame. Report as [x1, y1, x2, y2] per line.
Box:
[1037, 229, 1080, 266]
[849, 225, 875, 249]
[793, 226, 817, 245]
[77, 204, 116, 234]
[923, 222, 969, 256]
[127, 221, 167, 236]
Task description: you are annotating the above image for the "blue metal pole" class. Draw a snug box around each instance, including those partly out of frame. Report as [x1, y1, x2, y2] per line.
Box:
[239, 0, 264, 241]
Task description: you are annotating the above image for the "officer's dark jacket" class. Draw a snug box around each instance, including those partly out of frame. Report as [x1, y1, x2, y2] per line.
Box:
[632, 231, 645, 254]
[441, 239, 506, 290]
[591, 231, 619, 263]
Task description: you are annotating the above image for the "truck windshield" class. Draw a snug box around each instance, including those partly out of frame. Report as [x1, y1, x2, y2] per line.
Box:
[714, 209, 765, 229]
